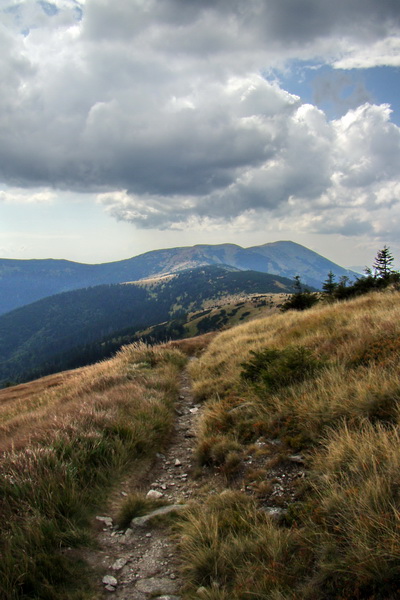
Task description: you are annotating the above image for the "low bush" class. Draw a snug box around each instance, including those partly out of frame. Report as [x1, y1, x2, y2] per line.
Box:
[241, 345, 324, 392]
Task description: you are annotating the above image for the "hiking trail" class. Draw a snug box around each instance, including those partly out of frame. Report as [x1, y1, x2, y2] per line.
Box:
[89, 365, 204, 600]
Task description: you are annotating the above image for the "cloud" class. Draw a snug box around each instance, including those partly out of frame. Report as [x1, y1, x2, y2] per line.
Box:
[0, 0, 399, 241]
[99, 100, 400, 240]
[0, 187, 55, 203]
[333, 35, 400, 69]
[312, 71, 372, 115]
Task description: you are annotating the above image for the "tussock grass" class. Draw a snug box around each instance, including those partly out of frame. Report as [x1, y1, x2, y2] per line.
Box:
[179, 491, 310, 599]
[303, 422, 400, 598]
[181, 290, 400, 599]
[190, 291, 400, 444]
[115, 491, 168, 529]
[0, 342, 186, 600]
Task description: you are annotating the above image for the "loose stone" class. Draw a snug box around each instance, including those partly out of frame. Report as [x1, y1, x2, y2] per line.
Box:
[131, 505, 187, 528]
[289, 454, 305, 464]
[146, 489, 164, 500]
[102, 575, 118, 587]
[96, 516, 113, 527]
[112, 558, 128, 571]
[136, 577, 179, 595]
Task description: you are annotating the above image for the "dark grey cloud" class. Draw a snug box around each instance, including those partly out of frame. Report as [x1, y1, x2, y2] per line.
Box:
[0, 0, 399, 241]
[82, 0, 400, 49]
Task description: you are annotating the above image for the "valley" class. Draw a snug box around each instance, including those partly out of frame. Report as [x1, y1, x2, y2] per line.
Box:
[0, 266, 295, 387]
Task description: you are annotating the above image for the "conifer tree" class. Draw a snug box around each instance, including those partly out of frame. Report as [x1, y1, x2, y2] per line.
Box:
[322, 271, 337, 295]
[373, 246, 394, 279]
[281, 275, 319, 311]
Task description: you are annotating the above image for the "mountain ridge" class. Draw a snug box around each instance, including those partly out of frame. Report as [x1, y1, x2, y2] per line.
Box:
[0, 241, 354, 315]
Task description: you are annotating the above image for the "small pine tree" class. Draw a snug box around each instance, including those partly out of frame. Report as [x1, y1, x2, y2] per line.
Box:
[322, 271, 337, 296]
[373, 246, 394, 280]
[281, 275, 319, 311]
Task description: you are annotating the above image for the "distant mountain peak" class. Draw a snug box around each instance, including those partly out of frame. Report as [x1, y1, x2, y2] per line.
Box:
[0, 241, 355, 315]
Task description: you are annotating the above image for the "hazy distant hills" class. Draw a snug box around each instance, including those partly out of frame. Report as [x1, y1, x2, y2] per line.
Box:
[0, 241, 354, 315]
[0, 265, 296, 386]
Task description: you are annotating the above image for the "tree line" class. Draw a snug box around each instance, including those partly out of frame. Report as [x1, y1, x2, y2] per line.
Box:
[282, 246, 399, 311]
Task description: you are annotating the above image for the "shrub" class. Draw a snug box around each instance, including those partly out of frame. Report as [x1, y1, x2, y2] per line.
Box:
[240, 345, 324, 392]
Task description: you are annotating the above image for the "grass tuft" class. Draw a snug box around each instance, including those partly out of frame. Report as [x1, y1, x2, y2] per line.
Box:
[115, 492, 168, 529]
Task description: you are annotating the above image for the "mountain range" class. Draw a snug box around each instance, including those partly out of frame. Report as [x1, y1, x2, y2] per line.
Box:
[0, 265, 296, 386]
[0, 241, 354, 315]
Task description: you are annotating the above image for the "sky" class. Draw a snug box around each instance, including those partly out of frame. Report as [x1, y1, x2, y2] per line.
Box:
[1, 0, 400, 269]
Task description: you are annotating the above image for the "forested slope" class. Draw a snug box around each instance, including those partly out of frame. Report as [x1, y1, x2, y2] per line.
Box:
[0, 265, 296, 386]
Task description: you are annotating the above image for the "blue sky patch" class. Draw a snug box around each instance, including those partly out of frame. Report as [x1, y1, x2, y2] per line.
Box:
[272, 62, 400, 125]
[38, 1, 59, 17]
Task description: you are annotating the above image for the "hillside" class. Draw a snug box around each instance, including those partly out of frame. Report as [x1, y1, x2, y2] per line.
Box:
[0, 265, 296, 386]
[1, 289, 400, 600]
[184, 288, 400, 599]
[0, 342, 190, 599]
[135, 292, 289, 345]
[0, 241, 353, 314]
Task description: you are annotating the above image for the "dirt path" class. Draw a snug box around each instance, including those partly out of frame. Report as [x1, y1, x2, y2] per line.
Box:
[87, 362, 305, 599]
[90, 366, 202, 600]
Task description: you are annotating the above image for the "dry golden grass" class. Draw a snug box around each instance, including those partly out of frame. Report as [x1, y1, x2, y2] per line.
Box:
[0, 342, 186, 600]
[190, 290, 400, 445]
[164, 332, 217, 356]
[303, 422, 400, 597]
[179, 491, 309, 599]
[0, 343, 185, 451]
[180, 290, 400, 600]
[190, 290, 400, 402]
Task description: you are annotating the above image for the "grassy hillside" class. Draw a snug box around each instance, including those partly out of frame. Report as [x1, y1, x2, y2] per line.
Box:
[0, 266, 295, 387]
[0, 342, 187, 599]
[136, 292, 289, 344]
[2, 288, 400, 599]
[180, 289, 400, 599]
